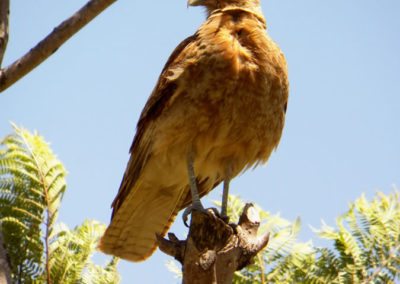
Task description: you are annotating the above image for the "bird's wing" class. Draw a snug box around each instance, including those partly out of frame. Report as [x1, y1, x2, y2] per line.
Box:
[100, 34, 207, 261]
[111, 34, 199, 217]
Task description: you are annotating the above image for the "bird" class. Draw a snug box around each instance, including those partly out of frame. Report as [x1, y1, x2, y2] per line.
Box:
[99, 0, 289, 262]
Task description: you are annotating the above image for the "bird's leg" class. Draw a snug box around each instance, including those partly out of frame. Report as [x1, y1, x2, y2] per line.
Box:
[221, 178, 230, 219]
[186, 150, 204, 210]
[221, 165, 232, 221]
[182, 150, 205, 226]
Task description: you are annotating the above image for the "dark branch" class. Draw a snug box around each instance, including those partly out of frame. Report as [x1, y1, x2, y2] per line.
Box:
[156, 233, 185, 264]
[157, 204, 269, 284]
[0, 0, 116, 92]
[0, 0, 9, 66]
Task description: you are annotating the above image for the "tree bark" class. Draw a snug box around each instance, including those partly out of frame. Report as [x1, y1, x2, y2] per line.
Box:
[0, 1, 11, 282]
[0, 0, 9, 66]
[0, 0, 116, 93]
[157, 204, 269, 284]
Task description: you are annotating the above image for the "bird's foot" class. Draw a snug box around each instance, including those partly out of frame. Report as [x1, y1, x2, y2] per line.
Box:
[182, 203, 229, 227]
[220, 206, 230, 223]
[220, 214, 230, 224]
[182, 201, 205, 227]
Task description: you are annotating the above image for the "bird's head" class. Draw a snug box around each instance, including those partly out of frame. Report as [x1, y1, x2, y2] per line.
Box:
[188, 0, 262, 15]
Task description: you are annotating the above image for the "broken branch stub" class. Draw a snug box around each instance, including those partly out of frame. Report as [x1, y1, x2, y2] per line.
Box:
[157, 203, 270, 284]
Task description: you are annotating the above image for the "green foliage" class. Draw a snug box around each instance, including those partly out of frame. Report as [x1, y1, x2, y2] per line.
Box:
[226, 191, 400, 284]
[220, 196, 316, 284]
[0, 124, 64, 282]
[0, 125, 120, 283]
[312, 192, 400, 284]
[46, 221, 120, 284]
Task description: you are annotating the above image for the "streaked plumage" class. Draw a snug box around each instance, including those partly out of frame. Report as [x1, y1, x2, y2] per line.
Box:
[99, 0, 289, 261]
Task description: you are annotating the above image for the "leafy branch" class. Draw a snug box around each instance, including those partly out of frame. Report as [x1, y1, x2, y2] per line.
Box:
[0, 124, 119, 283]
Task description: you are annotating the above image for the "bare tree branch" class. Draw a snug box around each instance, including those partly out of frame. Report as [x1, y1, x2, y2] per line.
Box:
[157, 204, 270, 284]
[0, 0, 116, 93]
[0, 0, 9, 66]
[0, 1, 10, 281]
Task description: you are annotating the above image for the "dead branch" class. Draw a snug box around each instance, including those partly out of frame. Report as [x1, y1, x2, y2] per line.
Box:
[157, 204, 270, 284]
[0, 0, 116, 93]
[0, 0, 9, 66]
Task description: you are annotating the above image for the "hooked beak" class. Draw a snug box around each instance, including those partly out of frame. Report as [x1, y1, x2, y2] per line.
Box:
[187, 0, 205, 6]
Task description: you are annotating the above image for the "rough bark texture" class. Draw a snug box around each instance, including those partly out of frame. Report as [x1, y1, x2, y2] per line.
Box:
[0, 0, 116, 93]
[157, 204, 269, 284]
[0, 0, 9, 66]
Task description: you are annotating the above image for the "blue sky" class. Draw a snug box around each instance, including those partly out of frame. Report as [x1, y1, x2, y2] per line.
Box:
[1, 0, 399, 283]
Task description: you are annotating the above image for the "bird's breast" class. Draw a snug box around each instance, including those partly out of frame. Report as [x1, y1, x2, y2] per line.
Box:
[152, 15, 288, 181]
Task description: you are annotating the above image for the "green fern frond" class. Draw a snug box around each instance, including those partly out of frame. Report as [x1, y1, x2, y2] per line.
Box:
[46, 220, 120, 284]
[228, 191, 400, 283]
[310, 191, 400, 283]
[1, 125, 120, 283]
[81, 257, 120, 284]
[0, 124, 67, 282]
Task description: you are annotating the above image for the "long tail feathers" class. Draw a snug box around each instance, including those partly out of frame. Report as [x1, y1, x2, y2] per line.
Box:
[99, 184, 186, 262]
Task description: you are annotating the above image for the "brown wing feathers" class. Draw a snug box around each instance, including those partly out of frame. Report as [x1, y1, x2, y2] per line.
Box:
[110, 35, 198, 217]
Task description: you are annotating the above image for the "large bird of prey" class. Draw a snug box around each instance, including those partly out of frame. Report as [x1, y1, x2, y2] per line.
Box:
[99, 0, 289, 262]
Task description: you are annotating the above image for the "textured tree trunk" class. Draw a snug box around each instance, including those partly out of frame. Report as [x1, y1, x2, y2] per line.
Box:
[157, 204, 269, 284]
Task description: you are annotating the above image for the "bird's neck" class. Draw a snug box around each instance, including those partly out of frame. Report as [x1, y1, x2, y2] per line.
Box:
[209, 6, 266, 29]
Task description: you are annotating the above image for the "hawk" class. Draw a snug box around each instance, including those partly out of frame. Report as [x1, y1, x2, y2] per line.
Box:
[99, 0, 289, 261]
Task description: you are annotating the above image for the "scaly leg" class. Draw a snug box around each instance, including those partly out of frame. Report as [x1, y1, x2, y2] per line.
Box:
[186, 150, 204, 210]
[221, 178, 230, 218]
[182, 151, 204, 226]
[221, 165, 232, 219]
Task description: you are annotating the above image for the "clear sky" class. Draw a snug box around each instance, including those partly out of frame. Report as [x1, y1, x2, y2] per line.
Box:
[1, 0, 399, 283]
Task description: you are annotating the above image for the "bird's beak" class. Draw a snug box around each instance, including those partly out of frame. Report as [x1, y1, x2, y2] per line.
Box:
[188, 0, 205, 6]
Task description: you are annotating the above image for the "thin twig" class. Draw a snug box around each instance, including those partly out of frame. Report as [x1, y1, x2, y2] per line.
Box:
[0, 0, 9, 66]
[0, 0, 116, 92]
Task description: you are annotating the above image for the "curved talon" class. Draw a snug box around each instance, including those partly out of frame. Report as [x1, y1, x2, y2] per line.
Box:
[182, 205, 230, 227]
[182, 202, 206, 227]
[207, 207, 230, 223]
[182, 205, 192, 227]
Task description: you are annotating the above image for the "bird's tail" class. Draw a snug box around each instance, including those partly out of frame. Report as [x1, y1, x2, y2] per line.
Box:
[98, 183, 186, 262]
